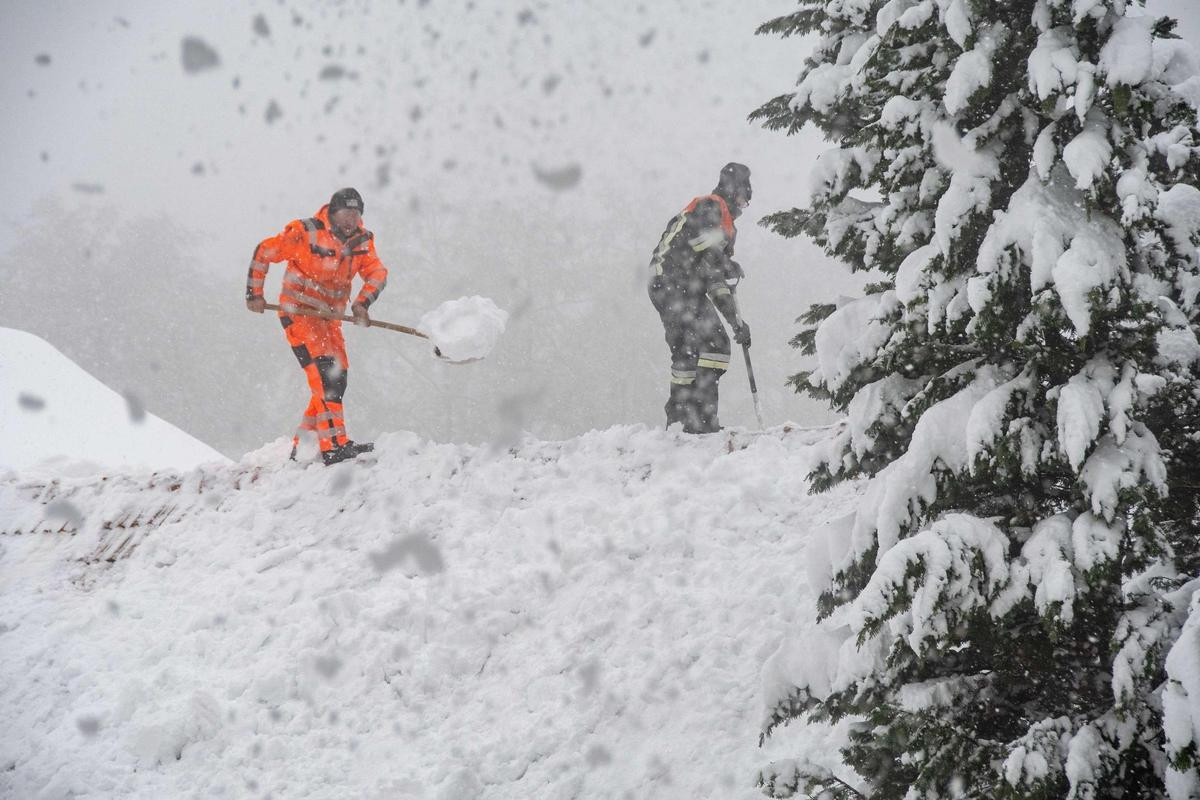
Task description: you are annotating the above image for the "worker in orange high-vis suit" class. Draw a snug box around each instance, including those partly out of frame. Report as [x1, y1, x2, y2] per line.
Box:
[245, 187, 388, 466]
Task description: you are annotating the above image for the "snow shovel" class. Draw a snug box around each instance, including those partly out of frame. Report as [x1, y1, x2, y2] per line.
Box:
[728, 284, 764, 430]
[261, 303, 480, 364]
[741, 343, 765, 430]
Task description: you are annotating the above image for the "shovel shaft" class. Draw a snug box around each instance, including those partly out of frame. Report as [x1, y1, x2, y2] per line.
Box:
[260, 302, 485, 364]
[741, 343, 765, 430]
[728, 285, 764, 430]
[262, 302, 429, 340]
[741, 343, 758, 395]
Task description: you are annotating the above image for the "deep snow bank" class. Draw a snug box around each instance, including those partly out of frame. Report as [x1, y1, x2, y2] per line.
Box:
[0, 424, 858, 799]
[0, 327, 228, 474]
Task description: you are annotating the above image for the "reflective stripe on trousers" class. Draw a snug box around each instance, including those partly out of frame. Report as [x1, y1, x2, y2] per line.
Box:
[697, 352, 730, 371]
[296, 410, 337, 431]
[670, 368, 697, 385]
[298, 423, 346, 439]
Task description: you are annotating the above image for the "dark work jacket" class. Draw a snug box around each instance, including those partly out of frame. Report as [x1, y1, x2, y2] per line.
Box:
[648, 194, 738, 300]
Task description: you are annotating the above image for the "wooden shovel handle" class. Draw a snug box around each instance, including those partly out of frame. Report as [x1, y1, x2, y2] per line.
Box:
[263, 302, 429, 340]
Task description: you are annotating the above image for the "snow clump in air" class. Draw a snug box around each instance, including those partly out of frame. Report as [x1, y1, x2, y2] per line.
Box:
[531, 162, 583, 191]
[180, 37, 220, 73]
[419, 296, 508, 361]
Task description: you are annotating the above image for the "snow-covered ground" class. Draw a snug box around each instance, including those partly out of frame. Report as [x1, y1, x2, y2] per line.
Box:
[0, 423, 857, 799]
[0, 327, 228, 475]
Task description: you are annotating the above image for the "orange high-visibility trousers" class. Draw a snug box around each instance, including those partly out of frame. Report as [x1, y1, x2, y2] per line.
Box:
[281, 314, 351, 454]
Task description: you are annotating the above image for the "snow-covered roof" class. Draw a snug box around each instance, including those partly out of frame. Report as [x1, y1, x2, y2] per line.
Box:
[0, 326, 227, 475]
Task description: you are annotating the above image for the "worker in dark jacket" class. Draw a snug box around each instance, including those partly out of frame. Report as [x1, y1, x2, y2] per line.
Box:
[648, 163, 752, 433]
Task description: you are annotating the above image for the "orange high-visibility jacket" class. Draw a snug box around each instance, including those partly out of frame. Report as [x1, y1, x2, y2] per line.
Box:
[246, 205, 388, 315]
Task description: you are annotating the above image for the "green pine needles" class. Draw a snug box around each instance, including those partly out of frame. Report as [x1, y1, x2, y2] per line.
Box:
[755, 1, 1200, 797]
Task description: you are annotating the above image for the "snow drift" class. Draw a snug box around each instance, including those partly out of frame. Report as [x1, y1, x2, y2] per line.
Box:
[0, 423, 857, 799]
[0, 327, 227, 474]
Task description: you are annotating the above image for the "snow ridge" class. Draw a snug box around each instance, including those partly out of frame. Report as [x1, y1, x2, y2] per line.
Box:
[0, 425, 853, 800]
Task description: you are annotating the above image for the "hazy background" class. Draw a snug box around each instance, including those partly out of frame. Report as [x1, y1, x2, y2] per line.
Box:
[2, 0, 1196, 458]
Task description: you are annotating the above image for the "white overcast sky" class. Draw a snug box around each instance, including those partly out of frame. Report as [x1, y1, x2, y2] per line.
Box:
[2, 0, 1193, 253]
[0, 0, 826, 257]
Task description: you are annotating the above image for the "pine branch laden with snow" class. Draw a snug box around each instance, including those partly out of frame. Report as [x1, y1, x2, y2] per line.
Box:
[756, 0, 1200, 797]
[758, 757, 864, 799]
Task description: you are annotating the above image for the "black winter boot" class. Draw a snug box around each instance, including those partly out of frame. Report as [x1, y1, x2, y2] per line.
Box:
[321, 441, 374, 466]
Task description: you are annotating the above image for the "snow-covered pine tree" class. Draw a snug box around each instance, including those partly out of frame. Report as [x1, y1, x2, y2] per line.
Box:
[752, 1, 1200, 797]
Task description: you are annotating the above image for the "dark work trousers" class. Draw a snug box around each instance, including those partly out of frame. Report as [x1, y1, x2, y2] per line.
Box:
[649, 276, 731, 433]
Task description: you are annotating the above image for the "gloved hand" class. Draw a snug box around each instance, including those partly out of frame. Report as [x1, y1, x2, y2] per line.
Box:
[733, 320, 751, 347]
[725, 260, 745, 284]
[246, 296, 266, 313]
[351, 303, 371, 327]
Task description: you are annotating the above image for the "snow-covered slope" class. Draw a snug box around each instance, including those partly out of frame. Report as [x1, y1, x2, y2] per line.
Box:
[0, 327, 227, 474]
[0, 425, 856, 799]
